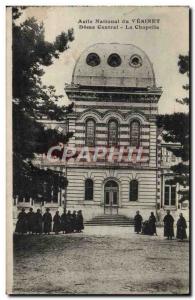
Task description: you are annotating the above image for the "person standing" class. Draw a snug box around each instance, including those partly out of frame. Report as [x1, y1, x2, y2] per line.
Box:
[71, 210, 77, 232]
[66, 210, 72, 233]
[163, 210, 174, 240]
[176, 213, 187, 241]
[61, 209, 67, 234]
[34, 209, 43, 234]
[134, 211, 143, 234]
[53, 211, 61, 234]
[15, 208, 28, 234]
[148, 212, 157, 236]
[27, 207, 35, 234]
[76, 210, 84, 233]
[43, 208, 52, 234]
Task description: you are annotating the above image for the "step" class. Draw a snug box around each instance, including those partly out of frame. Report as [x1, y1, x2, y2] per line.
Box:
[85, 224, 134, 226]
[86, 219, 134, 221]
[89, 217, 132, 220]
[85, 223, 134, 227]
[85, 222, 134, 225]
[89, 221, 131, 223]
[84, 214, 134, 226]
[91, 214, 128, 218]
[88, 218, 133, 222]
[85, 219, 134, 222]
[85, 220, 134, 223]
[91, 216, 130, 219]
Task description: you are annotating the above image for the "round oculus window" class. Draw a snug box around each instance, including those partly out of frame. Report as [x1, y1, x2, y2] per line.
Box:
[129, 55, 142, 67]
[107, 53, 121, 67]
[86, 53, 100, 67]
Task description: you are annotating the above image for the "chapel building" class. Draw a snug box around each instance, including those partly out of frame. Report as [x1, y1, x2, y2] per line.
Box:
[13, 43, 188, 222]
[64, 43, 162, 220]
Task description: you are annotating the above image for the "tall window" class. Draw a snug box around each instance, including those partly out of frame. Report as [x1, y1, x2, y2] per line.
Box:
[130, 120, 140, 147]
[129, 180, 138, 201]
[164, 182, 176, 206]
[108, 119, 118, 146]
[85, 119, 95, 147]
[85, 179, 93, 200]
[45, 184, 52, 203]
[52, 185, 58, 203]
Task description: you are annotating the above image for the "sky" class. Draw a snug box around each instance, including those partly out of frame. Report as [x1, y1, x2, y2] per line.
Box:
[19, 6, 189, 114]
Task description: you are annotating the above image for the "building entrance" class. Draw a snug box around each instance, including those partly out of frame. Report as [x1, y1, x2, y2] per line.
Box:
[104, 180, 119, 215]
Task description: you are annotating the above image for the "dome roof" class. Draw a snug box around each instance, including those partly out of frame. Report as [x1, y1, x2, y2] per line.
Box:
[72, 43, 156, 88]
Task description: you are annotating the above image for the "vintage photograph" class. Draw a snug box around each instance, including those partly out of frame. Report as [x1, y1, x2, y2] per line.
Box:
[6, 6, 190, 295]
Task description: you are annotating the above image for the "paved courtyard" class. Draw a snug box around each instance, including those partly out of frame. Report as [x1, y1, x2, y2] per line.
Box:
[13, 226, 190, 295]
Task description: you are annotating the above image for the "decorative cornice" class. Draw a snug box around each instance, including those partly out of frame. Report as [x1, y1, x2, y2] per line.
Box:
[76, 108, 149, 122]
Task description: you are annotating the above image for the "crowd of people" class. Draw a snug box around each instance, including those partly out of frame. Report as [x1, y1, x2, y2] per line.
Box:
[15, 208, 188, 241]
[15, 208, 84, 235]
[134, 210, 188, 241]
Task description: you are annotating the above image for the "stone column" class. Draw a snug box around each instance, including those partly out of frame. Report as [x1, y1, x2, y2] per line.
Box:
[58, 189, 61, 206]
[161, 173, 165, 208]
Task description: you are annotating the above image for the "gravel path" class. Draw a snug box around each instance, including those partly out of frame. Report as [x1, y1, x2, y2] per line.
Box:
[13, 226, 190, 295]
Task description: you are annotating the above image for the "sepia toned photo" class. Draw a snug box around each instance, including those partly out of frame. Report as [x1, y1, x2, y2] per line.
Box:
[6, 6, 190, 295]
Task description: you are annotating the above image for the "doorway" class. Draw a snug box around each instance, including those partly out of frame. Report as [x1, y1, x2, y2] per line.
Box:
[104, 180, 119, 215]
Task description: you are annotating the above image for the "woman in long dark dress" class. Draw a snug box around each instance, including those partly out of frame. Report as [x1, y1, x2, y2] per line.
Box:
[76, 210, 84, 233]
[61, 209, 67, 234]
[176, 213, 187, 240]
[53, 211, 61, 234]
[71, 211, 77, 232]
[34, 209, 43, 234]
[163, 210, 174, 240]
[43, 208, 52, 234]
[134, 211, 143, 234]
[66, 210, 72, 233]
[15, 208, 28, 234]
[148, 212, 157, 235]
[27, 207, 36, 234]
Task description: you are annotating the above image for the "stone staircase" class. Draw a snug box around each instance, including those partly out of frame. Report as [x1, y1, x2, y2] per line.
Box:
[85, 214, 134, 227]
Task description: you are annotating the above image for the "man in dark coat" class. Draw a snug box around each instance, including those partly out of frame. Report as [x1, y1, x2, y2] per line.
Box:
[163, 210, 174, 240]
[176, 213, 187, 240]
[43, 208, 52, 234]
[134, 211, 143, 234]
[148, 212, 157, 235]
[61, 209, 67, 234]
[66, 210, 72, 233]
[71, 211, 77, 232]
[76, 210, 84, 233]
[53, 211, 61, 234]
[34, 209, 43, 234]
[27, 207, 36, 234]
[15, 208, 28, 234]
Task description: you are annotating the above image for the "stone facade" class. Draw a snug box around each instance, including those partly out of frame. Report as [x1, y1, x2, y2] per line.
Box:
[13, 43, 189, 222]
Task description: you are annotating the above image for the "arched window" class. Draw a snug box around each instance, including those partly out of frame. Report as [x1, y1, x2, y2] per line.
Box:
[129, 180, 138, 201]
[105, 180, 118, 188]
[85, 119, 95, 147]
[130, 120, 140, 147]
[85, 179, 93, 200]
[108, 119, 118, 146]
